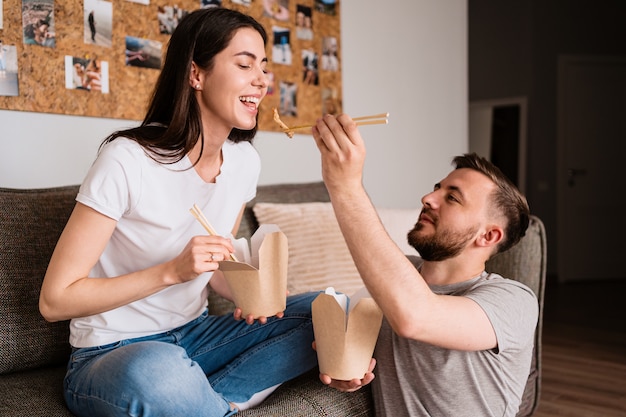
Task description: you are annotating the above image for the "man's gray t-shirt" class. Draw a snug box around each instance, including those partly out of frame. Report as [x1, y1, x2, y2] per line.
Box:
[372, 264, 538, 417]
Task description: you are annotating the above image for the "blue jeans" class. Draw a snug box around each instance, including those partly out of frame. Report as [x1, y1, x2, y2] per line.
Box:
[64, 292, 318, 417]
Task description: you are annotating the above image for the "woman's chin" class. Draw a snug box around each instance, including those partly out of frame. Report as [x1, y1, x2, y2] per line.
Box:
[236, 119, 257, 131]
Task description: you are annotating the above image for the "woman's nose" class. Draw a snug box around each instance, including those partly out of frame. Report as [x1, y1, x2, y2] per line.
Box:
[255, 70, 269, 89]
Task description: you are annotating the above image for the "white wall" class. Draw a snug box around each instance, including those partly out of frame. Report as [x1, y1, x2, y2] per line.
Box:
[0, 0, 467, 208]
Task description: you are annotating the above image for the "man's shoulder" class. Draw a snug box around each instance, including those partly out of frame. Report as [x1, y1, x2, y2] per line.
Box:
[474, 272, 536, 298]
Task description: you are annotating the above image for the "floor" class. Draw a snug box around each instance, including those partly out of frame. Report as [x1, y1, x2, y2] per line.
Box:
[533, 278, 626, 417]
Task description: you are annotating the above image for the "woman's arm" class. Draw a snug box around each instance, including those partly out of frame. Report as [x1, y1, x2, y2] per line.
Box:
[39, 202, 233, 322]
[208, 270, 234, 301]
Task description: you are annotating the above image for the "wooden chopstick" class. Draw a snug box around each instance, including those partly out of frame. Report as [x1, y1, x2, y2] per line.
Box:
[283, 112, 389, 133]
[190, 204, 239, 262]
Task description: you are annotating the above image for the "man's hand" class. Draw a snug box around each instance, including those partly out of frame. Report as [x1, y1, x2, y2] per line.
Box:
[313, 341, 376, 392]
[319, 357, 376, 392]
[311, 114, 366, 193]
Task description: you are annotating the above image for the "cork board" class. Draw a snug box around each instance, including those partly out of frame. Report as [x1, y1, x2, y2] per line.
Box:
[0, 0, 341, 132]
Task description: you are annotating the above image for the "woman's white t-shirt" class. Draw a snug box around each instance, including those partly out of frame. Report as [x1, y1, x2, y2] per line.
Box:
[70, 138, 260, 348]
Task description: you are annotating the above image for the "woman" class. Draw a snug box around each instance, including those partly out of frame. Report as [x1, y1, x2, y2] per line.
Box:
[40, 8, 317, 417]
[24, 18, 55, 47]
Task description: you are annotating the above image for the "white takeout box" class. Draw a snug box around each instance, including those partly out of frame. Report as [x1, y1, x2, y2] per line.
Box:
[218, 224, 287, 318]
[312, 287, 383, 381]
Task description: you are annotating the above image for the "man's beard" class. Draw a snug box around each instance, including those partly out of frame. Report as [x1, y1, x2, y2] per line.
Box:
[407, 219, 478, 262]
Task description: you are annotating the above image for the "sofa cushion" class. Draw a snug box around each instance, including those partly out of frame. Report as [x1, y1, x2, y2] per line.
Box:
[375, 207, 420, 256]
[0, 186, 77, 374]
[238, 368, 373, 417]
[253, 202, 365, 296]
[238, 181, 332, 241]
[251, 202, 421, 296]
[0, 366, 73, 416]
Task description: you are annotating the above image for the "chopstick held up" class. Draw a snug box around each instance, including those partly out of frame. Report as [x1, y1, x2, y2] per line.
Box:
[272, 108, 389, 138]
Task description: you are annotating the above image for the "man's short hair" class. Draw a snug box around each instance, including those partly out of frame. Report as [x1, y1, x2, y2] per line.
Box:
[452, 153, 530, 254]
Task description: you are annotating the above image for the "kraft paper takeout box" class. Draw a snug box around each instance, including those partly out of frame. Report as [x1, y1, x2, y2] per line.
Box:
[312, 287, 383, 381]
[218, 224, 287, 318]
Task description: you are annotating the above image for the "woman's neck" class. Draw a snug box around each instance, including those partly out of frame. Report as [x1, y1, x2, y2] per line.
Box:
[189, 139, 223, 183]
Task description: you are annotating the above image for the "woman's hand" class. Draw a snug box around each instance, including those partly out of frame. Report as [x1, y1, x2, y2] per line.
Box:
[233, 308, 285, 325]
[170, 235, 235, 284]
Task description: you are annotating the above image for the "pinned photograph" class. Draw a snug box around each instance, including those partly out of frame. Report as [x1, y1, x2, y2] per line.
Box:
[321, 87, 340, 115]
[272, 26, 292, 65]
[279, 80, 297, 117]
[0, 0, 4, 30]
[65, 55, 109, 93]
[201, 0, 221, 8]
[125, 36, 162, 69]
[263, 0, 289, 21]
[231, 0, 251, 6]
[302, 49, 318, 85]
[158, 5, 188, 35]
[295, 5, 313, 40]
[125, 0, 149, 5]
[266, 71, 275, 95]
[22, 0, 56, 48]
[0, 41, 19, 97]
[315, 0, 336, 16]
[84, 0, 112, 47]
[321, 36, 338, 71]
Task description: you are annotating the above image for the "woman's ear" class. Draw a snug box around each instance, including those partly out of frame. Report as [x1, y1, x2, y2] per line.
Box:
[189, 61, 202, 90]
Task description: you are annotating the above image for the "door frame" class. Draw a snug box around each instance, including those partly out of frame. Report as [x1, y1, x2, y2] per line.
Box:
[469, 96, 528, 193]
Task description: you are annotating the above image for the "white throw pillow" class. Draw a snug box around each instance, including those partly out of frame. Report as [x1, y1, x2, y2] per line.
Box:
[376, 207, 420, 256]
[252, 202, 420, 296]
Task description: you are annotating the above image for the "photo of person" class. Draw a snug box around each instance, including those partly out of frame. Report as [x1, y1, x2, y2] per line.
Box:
[125, 36, 162, 69]
[0, 0, 4, 30]
[22, 0, 56, 48]
[321, 36, 338, 71]
[314, 0, 336, 15]
[0, 40, 19, 97]
[263, 0, 289, 21]
[279, 80, 297, 116]
[321, 87, 340, 115]
[201, 0, 221, 8]
[272, 26, 292, 65]
[266, 71, 275, 95]
[65, 55, 109, 93]
[0, 40, 5, 77]
[301, 49, 318, 85]
[84, 0, 112, 47]
[158, 5, 188, 34]
[295, 5, 313, 40]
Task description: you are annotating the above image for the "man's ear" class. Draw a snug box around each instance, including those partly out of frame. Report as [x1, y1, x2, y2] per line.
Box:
[477, 225, 504, 249]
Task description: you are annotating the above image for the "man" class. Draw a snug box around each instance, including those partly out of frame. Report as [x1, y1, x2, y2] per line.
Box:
[88, 11, 96, 43]
[311, 114, 538, 417]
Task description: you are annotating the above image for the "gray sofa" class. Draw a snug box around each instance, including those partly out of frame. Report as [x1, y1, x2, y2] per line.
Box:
[0, 181, 546, 416]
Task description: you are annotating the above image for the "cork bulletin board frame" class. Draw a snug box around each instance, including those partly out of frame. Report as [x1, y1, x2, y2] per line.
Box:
[0, 0, 342, 133]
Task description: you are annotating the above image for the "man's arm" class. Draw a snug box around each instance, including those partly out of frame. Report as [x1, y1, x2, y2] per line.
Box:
[311, 114, 496, 351]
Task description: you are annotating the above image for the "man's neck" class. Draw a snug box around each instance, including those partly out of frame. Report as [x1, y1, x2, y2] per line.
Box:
[420, 257, 486, 286]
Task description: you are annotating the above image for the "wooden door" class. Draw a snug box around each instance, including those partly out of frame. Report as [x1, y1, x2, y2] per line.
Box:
[557, 56, 626, 282]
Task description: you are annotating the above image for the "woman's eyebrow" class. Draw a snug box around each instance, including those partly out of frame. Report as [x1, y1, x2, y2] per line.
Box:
[235, 51, 268, 63]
